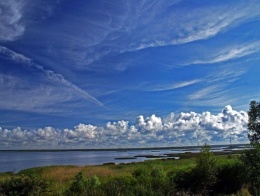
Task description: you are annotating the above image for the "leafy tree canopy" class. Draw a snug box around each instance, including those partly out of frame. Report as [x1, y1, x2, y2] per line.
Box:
[248, 100, 260, 144]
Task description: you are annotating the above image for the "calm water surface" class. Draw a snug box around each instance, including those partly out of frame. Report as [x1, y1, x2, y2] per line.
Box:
[0, 149, 175, 172]
[0, 145, 245, 173]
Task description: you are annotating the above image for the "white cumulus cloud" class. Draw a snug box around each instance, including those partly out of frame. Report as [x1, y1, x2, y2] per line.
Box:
[136, 114, 163, 132]
[0, 105, 249, 149]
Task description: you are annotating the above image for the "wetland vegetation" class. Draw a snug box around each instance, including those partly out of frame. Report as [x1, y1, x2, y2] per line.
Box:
[0, 146, 252, 196]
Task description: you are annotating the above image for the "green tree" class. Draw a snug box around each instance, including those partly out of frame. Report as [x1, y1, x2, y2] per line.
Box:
[173, 144, 217, 195]
[241, 100, 260, 195]
[65, 171, 101, 196]
[66, 171, 87, 195]
[248, 100, 260, 144]
[192, 144, 217, 195]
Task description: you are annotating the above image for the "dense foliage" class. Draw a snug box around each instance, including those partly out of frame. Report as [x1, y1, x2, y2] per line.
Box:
[247, 100, 260, 144]
[0, 174, 49, 196]
[241, 100, 260, 195]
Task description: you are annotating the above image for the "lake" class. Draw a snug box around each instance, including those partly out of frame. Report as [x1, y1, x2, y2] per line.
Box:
[0, 144, 246, 173]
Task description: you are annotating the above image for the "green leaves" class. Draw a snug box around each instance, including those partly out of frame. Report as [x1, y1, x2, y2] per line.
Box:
[248, 100, 260, 144]
[241, 100, 260, 195]
[0, 174, 49, 196]
[241, 143, 260, 195]
[192, 145, 217, 194]
[65, 171, 101, 196]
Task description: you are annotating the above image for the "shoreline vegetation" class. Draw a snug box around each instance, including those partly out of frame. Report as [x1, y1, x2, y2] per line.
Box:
[0, 144, 251, 195]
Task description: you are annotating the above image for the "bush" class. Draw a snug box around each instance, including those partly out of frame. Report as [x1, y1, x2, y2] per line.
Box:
[0, 174, 49, 196]
[132, 167, 149, 179]
[132, 166, 175, 196]
[102, 176, 137, 196]
[171, 145, 217, 195]
[191, 144, 217, 194]
[150, 166, 174, 196]
[64, 171, 101, 196]
[241, 143, 260, 195]
[132, 168, 153, 195]
[170, 167, 195, 195]
[214, 160, 246, 194]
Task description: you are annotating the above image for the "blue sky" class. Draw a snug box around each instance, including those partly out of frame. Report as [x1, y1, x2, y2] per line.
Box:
[0, 0, 260, 149]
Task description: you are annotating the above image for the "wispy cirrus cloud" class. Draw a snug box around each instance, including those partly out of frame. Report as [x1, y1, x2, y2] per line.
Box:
[0, 46, 103, 107]
[89, 1, 260, 70]
[0, 0, 25, 41]
[0, 0, 59, 42]
[190, 43, 260, 65]
[187, 65, 248, 106]
[142, 79, 201, 92]
[34, 0, 260, 71]
[0, 73, 74, 113]
[188, 85, 223, 100]
[118, 1, 260, 53]
[206, 65, 248, 84]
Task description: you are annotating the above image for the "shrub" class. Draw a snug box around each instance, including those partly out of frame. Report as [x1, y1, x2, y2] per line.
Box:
[241, 143, 260, 196]
[0, 174, 49, 196]
[132, 168, 153, 195]
[102, 176, 137, 196]
[170, 167, 195, 195]
[132, 167, 149, 179]
[132, 166, 175, 195]
[150, 166, 172, 196]
[171, 145, 217, 195]
[64, 171, 102, 196]
[191, 144, 217, 194]
[214, 159, 246, 194]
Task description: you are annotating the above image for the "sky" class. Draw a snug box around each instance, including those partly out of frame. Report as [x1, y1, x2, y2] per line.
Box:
[0, 0, 260, 149]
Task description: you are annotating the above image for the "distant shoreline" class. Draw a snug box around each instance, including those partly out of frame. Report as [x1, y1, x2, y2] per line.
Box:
[0, 144, 247, 173]
[0, 143, 248, 152]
